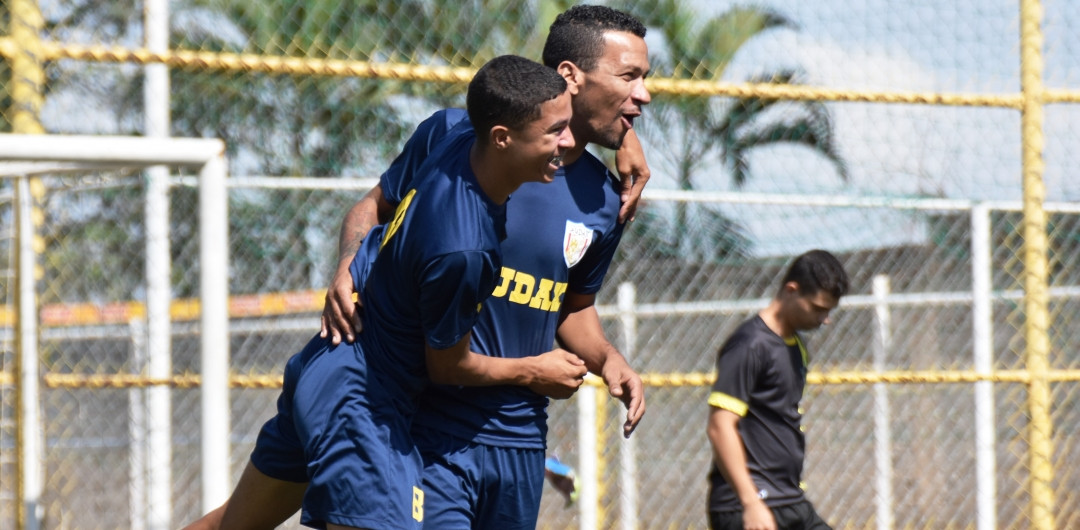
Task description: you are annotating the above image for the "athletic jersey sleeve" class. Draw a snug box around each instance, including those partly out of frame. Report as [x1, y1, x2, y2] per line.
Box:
[566, 216, 625, 295]
[381, 108, 470, 204]
[708, 332, 761, 417]
[418, 249, 499, 350]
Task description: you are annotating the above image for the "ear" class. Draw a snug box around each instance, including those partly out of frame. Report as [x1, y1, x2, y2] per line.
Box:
[489, 125, 511, 150]
[557, 60, 583, 96]
[782, 281, 800, 296]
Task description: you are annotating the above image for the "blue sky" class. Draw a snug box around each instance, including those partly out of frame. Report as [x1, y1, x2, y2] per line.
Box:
[633, 0, 1080, 255]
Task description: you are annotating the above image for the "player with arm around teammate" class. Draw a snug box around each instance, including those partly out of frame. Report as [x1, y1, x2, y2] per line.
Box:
[346, 6, 652, 528]
[184, 6, 652, 530]
[707, 250, 849, 530]
[186, 55, 579, 530]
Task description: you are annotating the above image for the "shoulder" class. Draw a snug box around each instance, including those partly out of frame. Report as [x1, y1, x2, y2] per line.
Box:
[565, 150, 620, 191]
[410, 156, 501, 253]
[720, 317, 778, 356]
[558, 151, 623, 226]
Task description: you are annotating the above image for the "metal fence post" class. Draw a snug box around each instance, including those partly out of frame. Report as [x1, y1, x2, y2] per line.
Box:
[144, 0, 173, 526]
[872, 275, 894, 530]
[199, 152, 231, 511]
[617, 282, 638, 530]
[971, 204, 996, 530]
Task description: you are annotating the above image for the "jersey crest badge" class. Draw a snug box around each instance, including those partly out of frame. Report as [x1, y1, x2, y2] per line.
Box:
[563, 221, 593, 268]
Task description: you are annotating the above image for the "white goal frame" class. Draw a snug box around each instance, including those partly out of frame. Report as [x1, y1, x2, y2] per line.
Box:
[0, 134, 230, 529]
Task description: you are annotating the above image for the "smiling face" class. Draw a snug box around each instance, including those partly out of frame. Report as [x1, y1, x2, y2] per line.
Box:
[569, 31, 651, 150]
[506, 90, 575, 185]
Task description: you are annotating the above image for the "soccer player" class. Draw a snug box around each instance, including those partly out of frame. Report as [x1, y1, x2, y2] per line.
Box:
[184, 6, 651, 530]
[331, 7, 651, 528]
[188, 55, 580, 530]
[706, 250, 849, 530]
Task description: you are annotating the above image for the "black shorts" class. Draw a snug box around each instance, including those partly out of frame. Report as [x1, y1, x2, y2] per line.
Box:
[709, 500, 832, 530]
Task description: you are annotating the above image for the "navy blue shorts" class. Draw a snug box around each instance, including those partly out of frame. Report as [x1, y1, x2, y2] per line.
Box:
[413, 423, 544, 529]
[251, 334, 423, 529]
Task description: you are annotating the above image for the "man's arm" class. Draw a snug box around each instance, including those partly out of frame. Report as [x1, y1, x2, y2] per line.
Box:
[556, 290, 645, 437]
[614, 128, 650, 224]
[706, 407, 776, 530]
[425, 334, 589, 399]
[320, 184, 395, 344]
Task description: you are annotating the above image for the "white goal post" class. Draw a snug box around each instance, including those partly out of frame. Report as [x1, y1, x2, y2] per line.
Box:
[0, 134, 231, 528]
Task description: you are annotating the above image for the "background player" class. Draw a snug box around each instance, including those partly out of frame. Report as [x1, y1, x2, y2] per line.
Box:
[706, 250, 849, 530]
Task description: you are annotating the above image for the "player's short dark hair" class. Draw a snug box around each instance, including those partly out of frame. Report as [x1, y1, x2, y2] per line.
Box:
[542, 5, 647, 71]
[781, 249, 850, 299]
[467, 55, 567, 139]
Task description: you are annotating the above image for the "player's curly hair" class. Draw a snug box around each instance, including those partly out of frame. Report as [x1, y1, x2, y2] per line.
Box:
[467, 55, 567, 137]
[542, 5, 647, 72]
[781, 249, 850, 299]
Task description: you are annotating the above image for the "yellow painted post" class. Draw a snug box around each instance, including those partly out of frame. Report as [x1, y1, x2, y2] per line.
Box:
[9, 1, 45, 529]
[1018, 1, 1055, 529]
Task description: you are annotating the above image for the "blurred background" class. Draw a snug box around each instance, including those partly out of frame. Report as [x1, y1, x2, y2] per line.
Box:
[2, 0, 1079, 528]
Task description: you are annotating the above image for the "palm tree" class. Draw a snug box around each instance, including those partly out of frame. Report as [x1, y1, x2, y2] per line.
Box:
[612, 1, 847, 262]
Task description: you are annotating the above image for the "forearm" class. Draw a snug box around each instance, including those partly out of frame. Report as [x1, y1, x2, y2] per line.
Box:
[336, 185, 391, 263]
[427, 339, 586, 399]
[556, 290, 627, 375]
[707, 411, 762, 506]
[617, 127, 643, 164]
[556, 305, 622, 375]
[428, 350, 539, 387]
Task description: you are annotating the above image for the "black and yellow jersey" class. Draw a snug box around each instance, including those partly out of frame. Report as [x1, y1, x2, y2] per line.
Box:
[708, 315, 809, 511]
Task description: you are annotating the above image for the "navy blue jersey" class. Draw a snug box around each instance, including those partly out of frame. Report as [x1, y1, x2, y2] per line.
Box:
[358, 127, 506, 415]
[250, 126, 505, 528]
[376, 109, 624, 448]
[707, 315, 809, 510]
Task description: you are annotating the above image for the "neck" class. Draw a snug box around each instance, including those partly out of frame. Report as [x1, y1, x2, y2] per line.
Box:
[561, 139, 589, 166]
[469, 143, 513, 205]
[758, 300, 793, 340]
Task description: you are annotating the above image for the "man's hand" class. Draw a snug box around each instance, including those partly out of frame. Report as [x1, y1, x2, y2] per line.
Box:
[319, 260, 361, 345]
[321, 185, 392, 345]
[599, 356, 645, 438]
[614, 128, 650, 223]
[526, 349, 588, 399]
[741, 498, 776, 530]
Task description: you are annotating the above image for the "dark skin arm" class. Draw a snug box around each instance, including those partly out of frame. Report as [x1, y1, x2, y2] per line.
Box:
[707, 407, 775, 530]
[614, 128, 650, 223]
[556, 290, 646, 437]
[320, 184, 395, 344]
[425, 332, 588, 399]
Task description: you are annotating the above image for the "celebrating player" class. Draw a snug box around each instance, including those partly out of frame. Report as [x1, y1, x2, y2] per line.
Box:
[184, 5, 651, 530]
[187, 55, 580, 530]
[336, 7, 651, 528]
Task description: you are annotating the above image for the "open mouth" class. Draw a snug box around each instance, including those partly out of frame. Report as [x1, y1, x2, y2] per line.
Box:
[549, 155, 564, 167]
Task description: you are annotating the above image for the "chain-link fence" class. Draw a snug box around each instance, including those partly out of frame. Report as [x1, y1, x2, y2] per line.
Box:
[4, 0, 1080, 528]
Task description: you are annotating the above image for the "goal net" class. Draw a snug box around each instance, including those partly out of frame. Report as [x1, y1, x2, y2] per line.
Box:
[0, 133, 230, 528]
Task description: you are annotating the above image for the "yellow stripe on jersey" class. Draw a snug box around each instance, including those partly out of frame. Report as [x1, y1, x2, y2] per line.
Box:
[381, 188, 416, 251]
[708, 391, 748, 416]
[784, 335, 809, 367]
